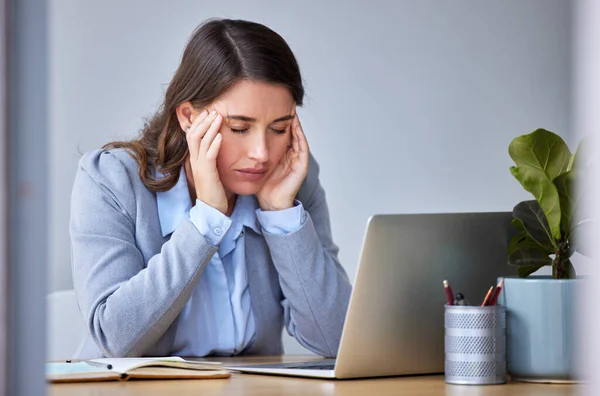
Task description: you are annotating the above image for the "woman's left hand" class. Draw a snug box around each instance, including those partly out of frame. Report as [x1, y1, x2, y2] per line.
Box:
[257, 114, 309, 211]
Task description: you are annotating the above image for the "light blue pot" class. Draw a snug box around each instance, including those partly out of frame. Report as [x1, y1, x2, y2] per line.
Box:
[498, 276, 583, 382]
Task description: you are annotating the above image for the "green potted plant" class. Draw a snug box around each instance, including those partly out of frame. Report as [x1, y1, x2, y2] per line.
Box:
[501, 128, 589, 382]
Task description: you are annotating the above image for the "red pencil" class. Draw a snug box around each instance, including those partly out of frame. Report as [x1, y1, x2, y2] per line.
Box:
[481, 286, 494, 306]
[443, 280, 454, 305]
[490, 278, 504, 306]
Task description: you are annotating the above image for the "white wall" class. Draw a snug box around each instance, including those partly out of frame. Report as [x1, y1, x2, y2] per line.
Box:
[48, 0, 573, 353]
[573, 0, 600, 389]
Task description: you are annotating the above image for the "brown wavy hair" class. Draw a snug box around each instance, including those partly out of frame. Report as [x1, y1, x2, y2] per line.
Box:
[104, 19, 305, 192]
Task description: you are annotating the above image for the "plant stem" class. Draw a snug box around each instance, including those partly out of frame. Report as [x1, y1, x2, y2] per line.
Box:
[553, 255, 564, 279]
[553, 240, 568, 279]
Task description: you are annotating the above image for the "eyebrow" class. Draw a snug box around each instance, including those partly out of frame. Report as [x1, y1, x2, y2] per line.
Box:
[226, 114, 294, 123]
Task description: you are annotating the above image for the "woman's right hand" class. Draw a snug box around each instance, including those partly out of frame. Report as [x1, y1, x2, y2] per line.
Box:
[185, 109, 228, 215]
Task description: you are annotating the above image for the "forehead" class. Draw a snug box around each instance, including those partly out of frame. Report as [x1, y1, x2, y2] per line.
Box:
[212, 80, 295, 117]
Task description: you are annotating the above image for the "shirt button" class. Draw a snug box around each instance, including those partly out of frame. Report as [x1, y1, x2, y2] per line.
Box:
[214, 228, 223, 236]
[239, 230, 244, 237]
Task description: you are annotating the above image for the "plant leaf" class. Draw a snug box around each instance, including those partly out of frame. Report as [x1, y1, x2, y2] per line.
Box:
[507, 228, 552, 269]
[513, 200, 557, 250]
[553, 170, 580, 236]
[508, 216, 553, 277]
[517, 265, 546, 278]
[510, 166, 562, 241]
[509, 129, 571, 241]
[511, 218, 526, 232]
[508, 231, 527, 256]
[508, 245, 552, 267]
[508, 231, 553, 256]
[509, 128, 571, 180]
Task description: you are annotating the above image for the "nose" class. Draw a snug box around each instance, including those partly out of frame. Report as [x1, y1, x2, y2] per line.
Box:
[247, 132, 269, 163]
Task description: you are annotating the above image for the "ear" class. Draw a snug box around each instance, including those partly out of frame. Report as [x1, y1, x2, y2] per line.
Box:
[175, 101, 201, 132]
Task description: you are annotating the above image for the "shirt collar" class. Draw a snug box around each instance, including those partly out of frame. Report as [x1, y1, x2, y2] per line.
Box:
[155, 166, 262, 237]
[218, 195, 261, 258]
[230, 194, 262, 236]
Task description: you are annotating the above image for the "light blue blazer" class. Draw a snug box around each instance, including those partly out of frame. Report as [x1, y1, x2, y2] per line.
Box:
[70, 148, 352, 358]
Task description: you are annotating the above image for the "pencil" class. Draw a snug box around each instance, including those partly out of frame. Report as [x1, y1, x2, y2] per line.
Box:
[490, 278, 504, 306]
[85, 360, 113, 370]
[443, 280, 454, 305]
[481, 286, 494, 306]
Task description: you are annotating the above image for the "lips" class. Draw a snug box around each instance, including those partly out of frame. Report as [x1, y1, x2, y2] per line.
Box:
[235, 168, 268, 181]
[237, 168, 268, 174]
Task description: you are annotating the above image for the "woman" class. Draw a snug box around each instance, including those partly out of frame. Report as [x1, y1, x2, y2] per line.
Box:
[70, 18, 351, 359]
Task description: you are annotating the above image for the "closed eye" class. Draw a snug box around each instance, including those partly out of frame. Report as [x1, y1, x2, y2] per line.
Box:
[230, 128, 248, 134]
[231, 127, 287, 134]
[271, 127, 286, 135]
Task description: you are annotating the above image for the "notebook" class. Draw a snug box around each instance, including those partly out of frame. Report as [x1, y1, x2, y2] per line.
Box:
[46, 356, 231, 383]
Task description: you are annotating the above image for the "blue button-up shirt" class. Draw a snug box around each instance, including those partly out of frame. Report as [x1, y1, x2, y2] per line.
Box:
[156, 166, 306, 356]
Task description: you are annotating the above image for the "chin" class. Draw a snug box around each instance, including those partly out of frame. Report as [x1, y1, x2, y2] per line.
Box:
[226, 182, 263, 196]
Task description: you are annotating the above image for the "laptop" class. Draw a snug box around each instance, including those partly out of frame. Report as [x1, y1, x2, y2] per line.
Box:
[225, 212, 516, 379]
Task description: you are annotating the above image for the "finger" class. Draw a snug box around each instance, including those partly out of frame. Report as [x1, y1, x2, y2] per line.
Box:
[187, 109, 209, 134]
[291, 119, 301, 153]
[205, 133, 222, 161]
[289, 113, 299, 151]
[189, 110, 219, 158]
[190, 109, 217, 139]
[188, 109, 217, 146]
[200, 114, 223, 154]
[293, 112, 303, 130]
[294, 116, 309, 154]
[186, 110, 209, 158]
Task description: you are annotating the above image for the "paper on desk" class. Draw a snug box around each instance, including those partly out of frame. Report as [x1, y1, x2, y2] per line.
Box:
[46, 357, 230, 383]
[88, 356, 223, 373]
[46, 362, 108, 376]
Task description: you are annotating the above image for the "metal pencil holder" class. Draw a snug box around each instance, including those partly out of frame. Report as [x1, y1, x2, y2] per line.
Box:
[444, 304, 506, 385]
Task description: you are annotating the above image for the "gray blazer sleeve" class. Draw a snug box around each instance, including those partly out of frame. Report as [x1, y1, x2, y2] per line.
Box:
[70, 150, 216, 357]
[261, 154, 352, 358]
